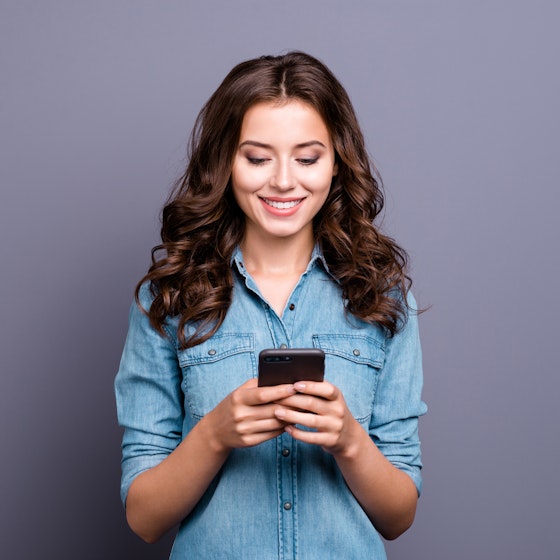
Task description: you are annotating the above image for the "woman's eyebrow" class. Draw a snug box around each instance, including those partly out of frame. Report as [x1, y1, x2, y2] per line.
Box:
[238, 140, 327, 149]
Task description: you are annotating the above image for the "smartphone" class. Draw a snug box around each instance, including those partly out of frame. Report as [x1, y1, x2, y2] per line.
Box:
[258, 348, 325, 387]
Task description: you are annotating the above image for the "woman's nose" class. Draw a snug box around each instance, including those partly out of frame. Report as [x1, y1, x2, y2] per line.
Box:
[270, 160, 295, 190]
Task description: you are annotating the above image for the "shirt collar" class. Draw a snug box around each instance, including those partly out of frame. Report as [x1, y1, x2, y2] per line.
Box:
[231, 244, 337, 282]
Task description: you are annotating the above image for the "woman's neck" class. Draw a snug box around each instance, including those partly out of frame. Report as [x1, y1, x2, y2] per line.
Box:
[240, 229, 315, 277]
[239, 229, 315, 315]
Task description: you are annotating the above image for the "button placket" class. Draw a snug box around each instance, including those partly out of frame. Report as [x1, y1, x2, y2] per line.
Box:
[278, 433, 295, 534]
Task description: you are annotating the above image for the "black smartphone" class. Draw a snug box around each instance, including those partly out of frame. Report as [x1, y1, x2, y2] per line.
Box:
[258, 348, 325, 387]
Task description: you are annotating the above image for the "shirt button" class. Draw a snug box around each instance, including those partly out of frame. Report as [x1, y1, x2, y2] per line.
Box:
[283, 502, 292, 510]
[208, 349, 217, 356]
[289, 303, 295, 311]
[279, 343, 288, 349]
[353, 348, 360, 356]
[282, 448, 290, 457]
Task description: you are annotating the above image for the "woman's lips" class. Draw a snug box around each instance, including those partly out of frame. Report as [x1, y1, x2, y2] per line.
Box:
[260, 197, 304, 210]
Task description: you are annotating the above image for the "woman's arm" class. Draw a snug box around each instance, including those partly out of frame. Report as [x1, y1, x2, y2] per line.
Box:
[125, 379, 295, 543]
[330, 416, 419, 540]
[274, 382, 418, 540]
[124, 411, 229, 543]
[116, 289, 296, 543]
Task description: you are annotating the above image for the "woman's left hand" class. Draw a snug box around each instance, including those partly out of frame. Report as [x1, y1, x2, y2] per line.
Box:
[273, 380, 361, 456]
[275, 380, 419, 540]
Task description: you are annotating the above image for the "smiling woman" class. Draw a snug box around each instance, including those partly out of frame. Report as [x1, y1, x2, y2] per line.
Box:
[231, 100, 338, 314]
[232, 101, 337, 275]
[115, 51, 426, 559]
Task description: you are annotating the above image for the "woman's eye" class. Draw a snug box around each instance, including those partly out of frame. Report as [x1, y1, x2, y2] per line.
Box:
[298, 157, 319, 166]
[247, 157, 267, 166]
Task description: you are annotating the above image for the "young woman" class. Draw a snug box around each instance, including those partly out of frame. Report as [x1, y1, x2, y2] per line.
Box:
[115, 51, 426, 559]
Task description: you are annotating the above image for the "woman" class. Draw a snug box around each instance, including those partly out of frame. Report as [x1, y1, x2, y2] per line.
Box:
[115, 51, 426, 559]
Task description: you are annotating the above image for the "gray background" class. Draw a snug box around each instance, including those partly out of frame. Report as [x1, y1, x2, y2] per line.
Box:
[1, 1, 558, 558]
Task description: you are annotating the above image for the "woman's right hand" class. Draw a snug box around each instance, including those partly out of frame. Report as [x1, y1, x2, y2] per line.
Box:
[126, 378, 295, 542]
[203, 378, 296, 452]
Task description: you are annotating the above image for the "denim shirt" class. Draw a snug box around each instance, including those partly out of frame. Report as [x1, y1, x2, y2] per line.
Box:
[115, 246, 427, 559]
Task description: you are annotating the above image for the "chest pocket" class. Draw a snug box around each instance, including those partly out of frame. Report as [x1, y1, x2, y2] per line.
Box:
[177, 333, 256, 419]
[313, 333, 385, 426]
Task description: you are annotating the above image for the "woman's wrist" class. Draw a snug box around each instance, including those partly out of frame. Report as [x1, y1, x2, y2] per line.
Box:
[329, 416, 369, 461]
[195, 410, 233, 457]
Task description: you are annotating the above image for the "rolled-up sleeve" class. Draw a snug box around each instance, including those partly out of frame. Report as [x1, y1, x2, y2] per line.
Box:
[369, 293, 427, 495]
[114, 286, 183, 507]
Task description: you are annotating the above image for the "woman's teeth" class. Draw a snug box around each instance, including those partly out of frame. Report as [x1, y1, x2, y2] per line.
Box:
[262, 198, 302, 209]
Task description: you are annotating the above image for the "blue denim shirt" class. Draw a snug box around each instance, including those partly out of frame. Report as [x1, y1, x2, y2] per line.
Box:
[115, 246, 426, 559]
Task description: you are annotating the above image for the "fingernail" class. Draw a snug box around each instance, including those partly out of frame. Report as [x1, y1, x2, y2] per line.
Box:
[275, 408, 286, 419]
[294, 382, 306, 391]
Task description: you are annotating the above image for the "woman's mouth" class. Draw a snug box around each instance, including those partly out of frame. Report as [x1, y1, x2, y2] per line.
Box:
[260, 197, 303, 209]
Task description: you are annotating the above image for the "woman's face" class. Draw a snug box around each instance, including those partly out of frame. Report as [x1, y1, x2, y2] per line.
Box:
[231, 100, 337, 245]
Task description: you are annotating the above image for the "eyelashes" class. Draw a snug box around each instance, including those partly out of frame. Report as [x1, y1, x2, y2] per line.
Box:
[246, 157, 319, 166]
[298, 157, 319, 166]
[247, 157, 267, 166]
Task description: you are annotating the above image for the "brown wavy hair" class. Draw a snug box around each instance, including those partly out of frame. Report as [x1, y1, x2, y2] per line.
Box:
[137, 51, 414, 349]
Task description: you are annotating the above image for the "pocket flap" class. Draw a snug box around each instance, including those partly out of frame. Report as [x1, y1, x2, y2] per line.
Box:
[313, 334, 385, 368]
[178, 333, 254, 367]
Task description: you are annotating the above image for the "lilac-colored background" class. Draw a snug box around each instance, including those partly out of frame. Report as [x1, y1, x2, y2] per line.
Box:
[1, 1, 558, 558]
